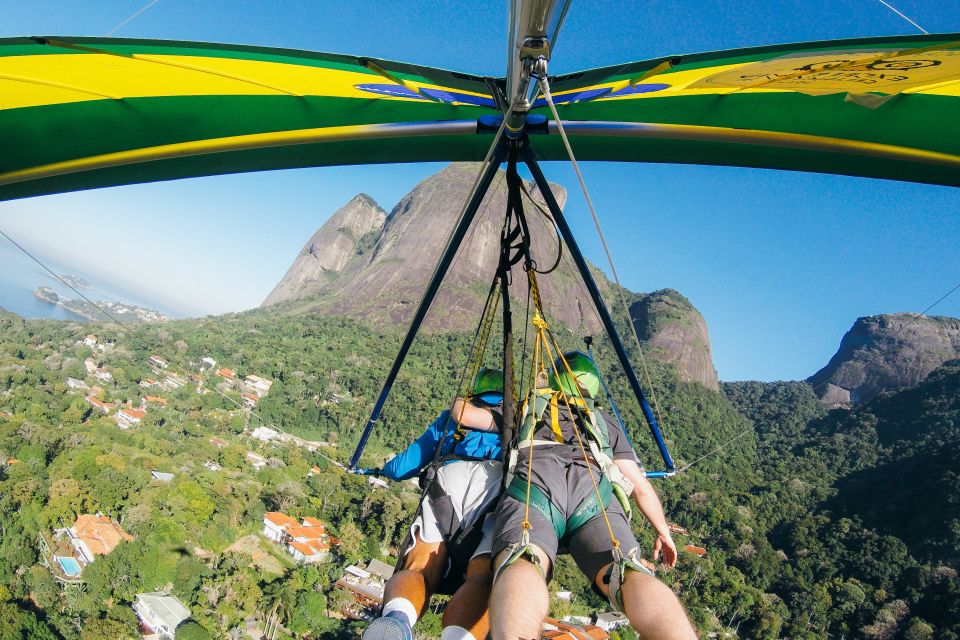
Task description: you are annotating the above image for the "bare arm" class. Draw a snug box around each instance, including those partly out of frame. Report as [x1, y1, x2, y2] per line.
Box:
[614, 457, 679, 567]
[450, 397, 497, 432]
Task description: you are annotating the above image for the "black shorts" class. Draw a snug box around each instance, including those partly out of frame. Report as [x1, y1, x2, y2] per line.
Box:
[492, 452, 640, 583]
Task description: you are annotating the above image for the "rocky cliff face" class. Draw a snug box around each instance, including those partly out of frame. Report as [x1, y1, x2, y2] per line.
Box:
[263, 194, 386, 307]
[262, 163, 721, 389]
[630, 289, 719, 390]
[808, 313, 960, 407]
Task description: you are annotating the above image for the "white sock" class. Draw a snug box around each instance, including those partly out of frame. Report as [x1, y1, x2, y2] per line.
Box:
[441, 625, 477, 640]
[382, 597, 418, 627]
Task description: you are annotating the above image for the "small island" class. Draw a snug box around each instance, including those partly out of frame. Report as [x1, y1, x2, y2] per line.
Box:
[52, 273, 90, 290]
[34, 286, 168, 323]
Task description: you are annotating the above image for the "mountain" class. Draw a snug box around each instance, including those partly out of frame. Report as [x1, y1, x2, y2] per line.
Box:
[808, 313, 960, 407]
[262, 194, 387, 307]
[630, 289, 718, 391]
[263, 163, 720, 390]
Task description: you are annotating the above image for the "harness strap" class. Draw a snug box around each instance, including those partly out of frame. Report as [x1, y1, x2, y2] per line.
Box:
[492, 529, 545, 584]
[607, 546, 655, 613]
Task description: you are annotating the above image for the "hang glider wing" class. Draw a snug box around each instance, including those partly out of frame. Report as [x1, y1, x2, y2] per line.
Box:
[533, 33, 960, 187]
[0, 36, 497, 201]
[3, 33, 960, 201]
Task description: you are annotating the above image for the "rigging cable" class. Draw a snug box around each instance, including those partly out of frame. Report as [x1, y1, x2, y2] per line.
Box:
[0, 225, 346, 471]
[107, 0, 163, 36]
[873, 0, 929, 34]
[537, 73, 674, 454]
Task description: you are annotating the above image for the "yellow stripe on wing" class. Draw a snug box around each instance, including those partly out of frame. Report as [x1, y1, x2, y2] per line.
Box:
[0, 120, 479, 187]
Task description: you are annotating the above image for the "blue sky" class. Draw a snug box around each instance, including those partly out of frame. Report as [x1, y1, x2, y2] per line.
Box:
[1, 1, 959, 382]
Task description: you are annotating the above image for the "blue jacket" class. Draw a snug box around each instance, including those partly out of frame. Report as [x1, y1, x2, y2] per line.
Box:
[381, 410, 502, 481]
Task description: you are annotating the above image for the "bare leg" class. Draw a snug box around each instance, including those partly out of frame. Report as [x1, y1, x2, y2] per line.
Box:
[489, 547, 551, 640]
[593, 563, 697, 640]
[383, 535, 446, 620]
[442, 555, 493, 640]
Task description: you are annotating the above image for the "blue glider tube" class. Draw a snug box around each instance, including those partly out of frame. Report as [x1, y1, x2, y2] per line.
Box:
[522, 147, 675, 472]
[349, 143, 509, 470]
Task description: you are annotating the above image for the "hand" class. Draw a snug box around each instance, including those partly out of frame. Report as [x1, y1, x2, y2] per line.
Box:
[653, 531, 678, 568]
[351, 467, 380, 476]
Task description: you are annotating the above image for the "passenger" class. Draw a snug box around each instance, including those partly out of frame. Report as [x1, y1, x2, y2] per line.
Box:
[361, 368, 505, 640]
[489, 352, 697, 640]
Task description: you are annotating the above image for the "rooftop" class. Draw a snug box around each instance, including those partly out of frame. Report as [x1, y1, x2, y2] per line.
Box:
[72, 514, 133, 556]
[264, 512, 299, 528]
[136, 591, 190, 629]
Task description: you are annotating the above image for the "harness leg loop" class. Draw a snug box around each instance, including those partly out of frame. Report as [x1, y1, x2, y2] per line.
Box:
[607, 546, 655, 614]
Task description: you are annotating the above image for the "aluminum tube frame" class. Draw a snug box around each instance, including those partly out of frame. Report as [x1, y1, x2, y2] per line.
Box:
[349, 142, 509, 469]
[521, 146, 676, 472]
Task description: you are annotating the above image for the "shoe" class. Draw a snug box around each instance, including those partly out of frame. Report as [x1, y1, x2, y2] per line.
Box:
[362, 612, 414, 640]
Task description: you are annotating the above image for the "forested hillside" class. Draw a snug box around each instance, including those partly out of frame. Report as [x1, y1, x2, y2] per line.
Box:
[0, 307, 957, 639]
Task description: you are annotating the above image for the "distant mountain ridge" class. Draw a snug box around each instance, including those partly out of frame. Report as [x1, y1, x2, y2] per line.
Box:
[809, 313, 960, 407]
[262, 163, 720, 390]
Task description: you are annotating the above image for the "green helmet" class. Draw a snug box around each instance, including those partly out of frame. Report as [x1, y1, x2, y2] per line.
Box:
[472, 367, 504, 398]
[549, 351, 601, 399]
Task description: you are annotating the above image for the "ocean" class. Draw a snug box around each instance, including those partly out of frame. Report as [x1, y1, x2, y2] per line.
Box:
[0, 239, 183, 322]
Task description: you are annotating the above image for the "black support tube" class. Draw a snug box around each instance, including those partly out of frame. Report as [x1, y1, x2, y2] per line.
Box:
[522, 147, 675, 471]
[349, 144, 508, 469]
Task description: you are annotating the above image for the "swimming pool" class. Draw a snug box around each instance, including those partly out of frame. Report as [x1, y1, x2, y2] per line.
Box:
[55, 556, 82, 577]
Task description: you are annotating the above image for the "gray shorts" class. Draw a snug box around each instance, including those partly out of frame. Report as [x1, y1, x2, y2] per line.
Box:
[492, 452, 640, 583]
[409, 460, 502, 547]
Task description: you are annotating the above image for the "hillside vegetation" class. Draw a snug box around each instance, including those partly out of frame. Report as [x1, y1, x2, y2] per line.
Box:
[0, 308, 957, 639]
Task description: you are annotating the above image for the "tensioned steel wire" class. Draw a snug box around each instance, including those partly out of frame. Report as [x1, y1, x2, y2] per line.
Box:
[538, 74, 674, 457]
[0, 225, 345, 471]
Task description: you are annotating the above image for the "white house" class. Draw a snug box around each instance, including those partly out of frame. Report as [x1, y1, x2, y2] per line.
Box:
[66, 377, 89, 391]
[244, 374, 273, 398]
[133, 592, 190, 640]
[162, 374, 185, 390]
[246, 452, 267, 470]
[116, 408, 146, 429]
[82, 335, 97, 348]
[84, 358, 97, 374]
[250, 426, 279, 442]
[200, 356, 217, 371]
[262, 512, 336, 564]
[593, 612, 630, 632]
[93, 368, 113, 382]
[147, 355, 169, 370]
[262, 512, 298, 542]
[151, 471, 175, 483]
[368, 476, 389, 490]
[202, 460, 222, 472]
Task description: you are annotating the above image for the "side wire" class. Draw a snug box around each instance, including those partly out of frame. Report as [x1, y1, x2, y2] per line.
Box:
[538, 75, 673, 454]
[0, 226, 346, 470]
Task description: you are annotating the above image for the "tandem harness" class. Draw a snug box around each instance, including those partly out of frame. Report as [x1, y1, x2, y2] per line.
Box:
[496, 389, 653, 612]
[505, 389, 635, 532]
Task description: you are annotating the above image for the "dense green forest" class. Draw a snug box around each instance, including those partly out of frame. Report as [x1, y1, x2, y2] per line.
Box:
[0, 306, 957, 639]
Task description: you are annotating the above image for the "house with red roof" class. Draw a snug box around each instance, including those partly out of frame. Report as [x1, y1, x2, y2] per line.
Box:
[262, 511, 337, 564]
[543, 617, 610, 640]
[85, 395, 114, 414]
[116, 408, 147, 429]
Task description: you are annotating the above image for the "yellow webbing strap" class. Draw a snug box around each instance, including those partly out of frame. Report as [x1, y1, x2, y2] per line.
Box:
[543, 336, 620, 552]
[548, 392, 562, 442]
[453, 285, 501, 439]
